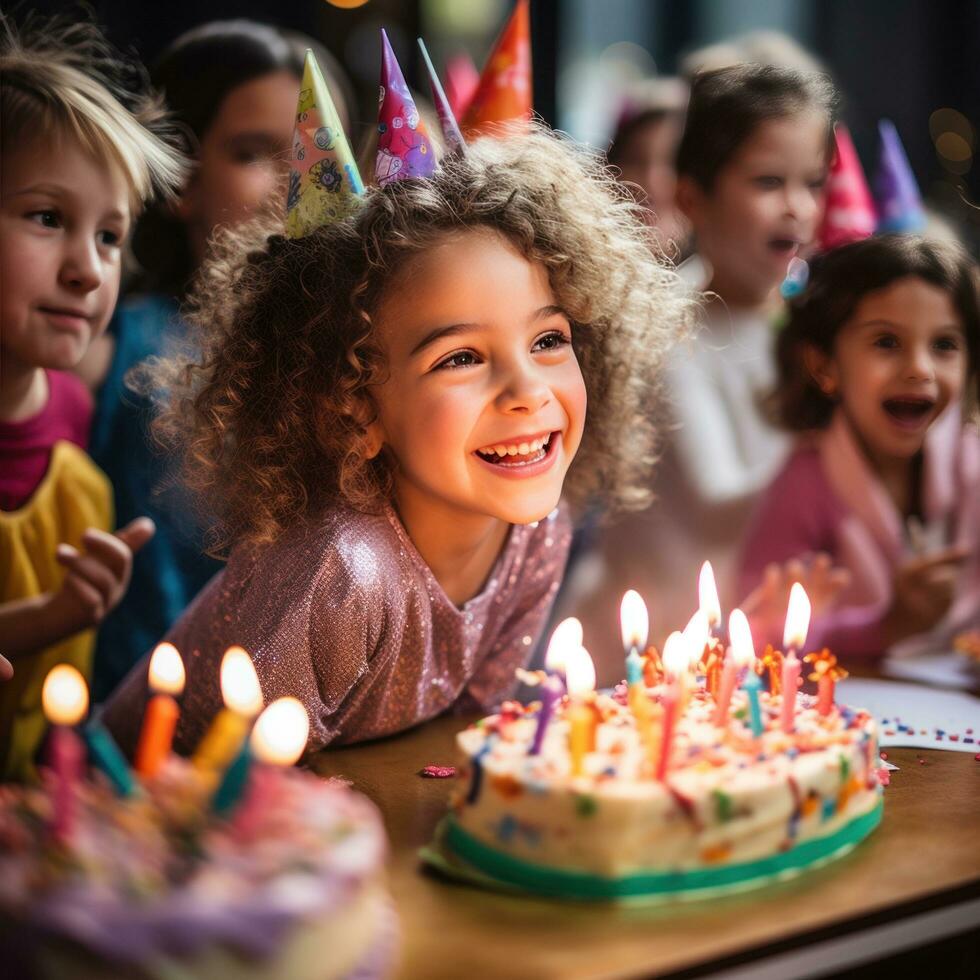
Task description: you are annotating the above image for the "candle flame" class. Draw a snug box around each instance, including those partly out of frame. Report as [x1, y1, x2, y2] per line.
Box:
[563, 645, 596, 697]
[728, 608, 756, 668]
[148, 643, 185, 696]
[698, 560, 721, 627]
[662, 631, 688, 678]
[783, 583, 812, 651]
[220, 647, 263, 716]
[682, 609, 709, 667]
[250, 697, 309, 766]
[42, 664, 88, 726]
[545, 617, 583, 673]
[619, 590, 649, 653]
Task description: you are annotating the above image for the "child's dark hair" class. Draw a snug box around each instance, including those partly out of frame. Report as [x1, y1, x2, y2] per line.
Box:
[143, 127, 697, 553]
[131, 20, 354, 296]
[676, 63, 838, 190]
[773, 234, 980, 431]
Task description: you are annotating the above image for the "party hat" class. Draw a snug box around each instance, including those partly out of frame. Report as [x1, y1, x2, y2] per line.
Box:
[816, 124, 876, 252]
[418, 37, 466, 155]
[286, 50, 364, 239]
[446, 50, 479, 119]
[376, 30, 437, 187]
[461, 0, 532, 136]
[874, 119, 926, 233]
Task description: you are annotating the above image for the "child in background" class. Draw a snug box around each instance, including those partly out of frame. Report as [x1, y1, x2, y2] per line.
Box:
[740, 235, 980, 657]
[77, 21, 354, 703]
[0, 16, 185, 778]
[607, 77, 690, 256]
[558, 64, 837, 665]
[103, 124, 694, 757]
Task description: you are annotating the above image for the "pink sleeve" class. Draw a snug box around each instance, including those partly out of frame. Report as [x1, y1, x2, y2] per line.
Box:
[738, 447, 839, 601]
[739, 446, 887, 658]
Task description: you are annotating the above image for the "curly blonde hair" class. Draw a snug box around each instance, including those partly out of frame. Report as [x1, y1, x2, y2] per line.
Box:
[147, 125, 696, 553]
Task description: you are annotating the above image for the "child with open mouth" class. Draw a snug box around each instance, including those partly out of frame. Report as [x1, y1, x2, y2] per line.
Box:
[739, 234, 980, 658]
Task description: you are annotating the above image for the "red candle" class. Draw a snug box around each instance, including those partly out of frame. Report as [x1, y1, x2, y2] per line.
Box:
[41, 665, 89, 842]
[817, 674, 835, 716]
[780, 652, 801, 732]
[656, 682, 679, 781]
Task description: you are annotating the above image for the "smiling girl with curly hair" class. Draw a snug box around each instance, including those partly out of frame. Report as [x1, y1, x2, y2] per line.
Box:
[104, 124, 695, 756]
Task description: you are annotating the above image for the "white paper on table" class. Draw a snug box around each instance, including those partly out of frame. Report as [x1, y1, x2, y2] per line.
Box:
[840, 678, 980, 753]
[882, 651, 976, 691]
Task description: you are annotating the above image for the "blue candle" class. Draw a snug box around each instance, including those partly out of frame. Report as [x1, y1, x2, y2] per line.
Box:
[213, 741, 253, 815]
[83, 720, 137, 797]
[743, 670, 765, 737]
[625, 647, 644, 687]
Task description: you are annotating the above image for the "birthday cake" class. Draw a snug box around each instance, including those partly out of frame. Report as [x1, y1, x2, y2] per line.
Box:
[0, 757, 395, 979]
[437, 649, 884, 902]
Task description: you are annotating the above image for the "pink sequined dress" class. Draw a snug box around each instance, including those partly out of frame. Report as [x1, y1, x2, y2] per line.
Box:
[102, 502, 571, 756]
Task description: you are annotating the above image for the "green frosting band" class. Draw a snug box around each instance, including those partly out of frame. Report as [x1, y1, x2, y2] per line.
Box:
[438, 799, 883, 901]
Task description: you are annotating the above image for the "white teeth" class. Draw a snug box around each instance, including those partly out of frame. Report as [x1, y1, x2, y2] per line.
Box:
[478, 434, 552, 458]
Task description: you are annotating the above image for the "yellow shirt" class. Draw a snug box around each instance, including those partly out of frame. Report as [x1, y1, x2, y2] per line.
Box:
[0, 441, 112, 781]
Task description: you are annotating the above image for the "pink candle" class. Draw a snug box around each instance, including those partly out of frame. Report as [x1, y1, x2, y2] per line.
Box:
[41, 665, 89, 842]
[656, 682, 679, 781]
[780, 652, 801, 733]
[713, 652, 737, 727]
[48, 726, 85, 841]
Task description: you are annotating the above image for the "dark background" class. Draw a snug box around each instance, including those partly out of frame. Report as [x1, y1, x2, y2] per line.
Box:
[15, 0, 980, 248]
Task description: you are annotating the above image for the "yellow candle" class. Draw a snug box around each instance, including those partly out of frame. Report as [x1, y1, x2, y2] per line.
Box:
[563, 645, 596, 779]
[193, 647, 263, 773]
[135, 643, 185, 778]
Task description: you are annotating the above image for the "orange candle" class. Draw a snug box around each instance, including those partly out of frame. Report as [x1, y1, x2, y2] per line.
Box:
[135, 643, 185, 778]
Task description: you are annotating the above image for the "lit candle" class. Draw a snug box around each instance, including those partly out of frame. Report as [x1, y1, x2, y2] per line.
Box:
[193, 647, 263, 774]
[135, 643, 185, 778]
[564, 645, 596, 778]
[233, 698, 310, 836]
[620, 590, 649, 687]
[41, 665, 88, 841]
[620, 591, 654, 755]
[730, 609, 763, 736]
[698, 560, 721, 636]
[780, 584, 811, 733]
[529, 618, 580, 756]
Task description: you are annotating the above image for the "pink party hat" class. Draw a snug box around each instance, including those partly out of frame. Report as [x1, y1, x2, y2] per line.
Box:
[376, 30, 437, 187]
[418, 37, 466, 155]
[874, 119, 926, 233]
[816, 124, 876, 252]
[446, 51, 479, 119]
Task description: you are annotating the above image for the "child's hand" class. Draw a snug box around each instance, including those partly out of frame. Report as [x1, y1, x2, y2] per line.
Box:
[742, 553, 851, 639]
[884, 546, 971, 645]
[50, 518, 156, 633]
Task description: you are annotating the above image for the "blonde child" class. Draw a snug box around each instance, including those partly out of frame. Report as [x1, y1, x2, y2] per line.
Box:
[740, 236, 980, 657]
[103, 124, 693, 756]
[0, 16, 185, 778]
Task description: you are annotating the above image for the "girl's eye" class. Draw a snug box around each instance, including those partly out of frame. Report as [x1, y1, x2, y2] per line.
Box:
[29, 210, 60, 229]
[532, 329, 571, 353]
[873, 334, 899, 350]
[435, 349, 480, 371]
[753, 176, 783, 189]
[98, 230, 121, 247]
[808, 177, 827, 191]
[934, 335, 961, 353]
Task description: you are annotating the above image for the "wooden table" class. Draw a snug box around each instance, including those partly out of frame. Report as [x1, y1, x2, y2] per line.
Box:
[310, 712, 980, 979]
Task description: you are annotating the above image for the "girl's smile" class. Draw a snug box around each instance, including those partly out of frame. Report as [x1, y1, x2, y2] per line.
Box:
[371, 227, 587, 529]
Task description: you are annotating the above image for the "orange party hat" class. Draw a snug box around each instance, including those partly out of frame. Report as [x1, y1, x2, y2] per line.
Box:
[461, 0, 532, 136]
